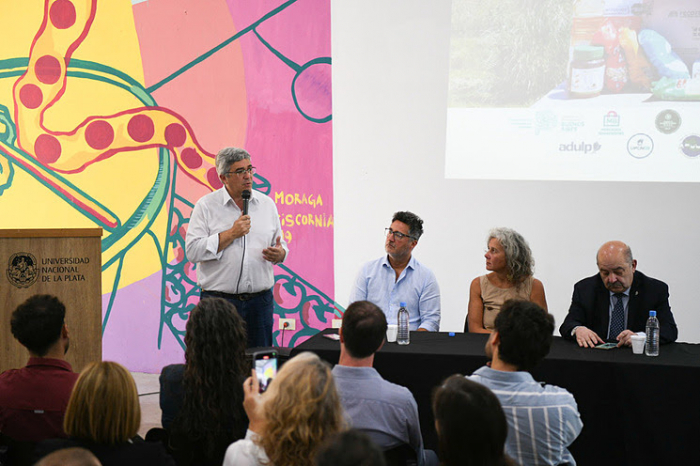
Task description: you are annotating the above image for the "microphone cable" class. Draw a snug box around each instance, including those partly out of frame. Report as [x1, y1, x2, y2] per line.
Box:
[235, 235, 246, 294]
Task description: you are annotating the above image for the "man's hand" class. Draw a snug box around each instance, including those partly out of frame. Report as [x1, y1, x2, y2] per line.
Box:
[263, 236, 286, 264]
[417, 328, 429, 332]
[217, 214, 251, 252]
[230, 214, 251, 238]
[574, 326, 605, 348]
[616, 329, 635, 347]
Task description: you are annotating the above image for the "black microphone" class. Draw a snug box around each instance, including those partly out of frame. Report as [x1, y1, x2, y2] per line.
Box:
[242, 190, 251, 215]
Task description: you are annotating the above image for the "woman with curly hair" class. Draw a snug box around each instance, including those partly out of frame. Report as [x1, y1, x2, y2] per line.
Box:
[223, 352, 345, 466]
[159, 297, 249, 466]
[432, 375, 515, 466]
[467, 228, 547, 333]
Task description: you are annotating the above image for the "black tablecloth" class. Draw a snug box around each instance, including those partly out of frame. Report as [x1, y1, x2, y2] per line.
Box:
[292, 330, 700, 466]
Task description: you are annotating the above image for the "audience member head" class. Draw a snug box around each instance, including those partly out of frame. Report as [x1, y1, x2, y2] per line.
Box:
[341, 301, 388, 359]
[64, 361, 140, 445]
[315, 429, 386, 466]
[433, 375, 510, 466]
[35, 448, 102, 466]
[392, 211, 424, 241]
[488, 299, 554, 372]
[261, 352, 345, 466]
[486, 227, 534, 284]
[596, 240, 636, 293]
[215, 147, 251, 176]
[174, 297, 249, 456]
[10, 294, 68, 357]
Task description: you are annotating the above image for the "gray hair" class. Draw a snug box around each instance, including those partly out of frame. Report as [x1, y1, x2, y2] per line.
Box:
[215, 147, 251, 176]
[488, 227, 534, 284]
[392, 211, 424, 240]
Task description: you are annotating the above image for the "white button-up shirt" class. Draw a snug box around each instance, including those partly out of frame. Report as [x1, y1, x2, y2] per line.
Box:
[186, 188, 288, 294]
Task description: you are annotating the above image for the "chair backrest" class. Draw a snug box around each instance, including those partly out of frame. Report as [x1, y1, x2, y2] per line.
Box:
[0, 433, 36, 466]
[383, 443, 417, 466]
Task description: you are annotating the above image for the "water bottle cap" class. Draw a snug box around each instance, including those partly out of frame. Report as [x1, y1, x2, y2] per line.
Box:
[649, 310, 656, 317]
[400, 302, 407, 307]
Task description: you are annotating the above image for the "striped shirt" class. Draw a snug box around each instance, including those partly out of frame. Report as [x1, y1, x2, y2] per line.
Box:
[469, 366, 583, 466]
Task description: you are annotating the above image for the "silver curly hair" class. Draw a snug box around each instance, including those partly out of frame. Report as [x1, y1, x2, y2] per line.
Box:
[215, 147, 250, 176]
[488, 227, 534, 284]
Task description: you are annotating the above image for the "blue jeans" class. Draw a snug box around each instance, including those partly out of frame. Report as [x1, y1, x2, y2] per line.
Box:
[200, 289, 274, 348]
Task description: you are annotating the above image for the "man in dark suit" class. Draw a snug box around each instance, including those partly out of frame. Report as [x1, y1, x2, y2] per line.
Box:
[560, 241, 678, 348]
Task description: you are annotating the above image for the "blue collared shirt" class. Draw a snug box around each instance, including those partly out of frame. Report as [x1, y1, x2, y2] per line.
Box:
[469, 366, 583, 466]
[332, 365, 428, 466]
[349, 255, 441, 331]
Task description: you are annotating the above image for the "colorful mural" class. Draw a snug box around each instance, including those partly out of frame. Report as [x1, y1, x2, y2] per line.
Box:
[0, 0, 339, 372]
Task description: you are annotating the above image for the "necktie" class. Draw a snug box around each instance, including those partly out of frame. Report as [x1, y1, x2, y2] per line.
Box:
[609, 293, 625, 339]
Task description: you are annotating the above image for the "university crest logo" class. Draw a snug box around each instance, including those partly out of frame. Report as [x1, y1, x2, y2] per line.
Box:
[7, 252, 39, 288]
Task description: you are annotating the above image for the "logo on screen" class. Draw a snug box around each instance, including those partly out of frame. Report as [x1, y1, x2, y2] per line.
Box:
[7, 252, 39, 288]
[603, 111, 620, 127]
[655, 110, 681, 135]
[680, 135, 700, 158]
[627, 134, 653, 159]
[558, 141, 601, 154]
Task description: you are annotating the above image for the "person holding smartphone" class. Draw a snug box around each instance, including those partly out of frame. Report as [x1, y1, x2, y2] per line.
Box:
[224, 352, 345, 466]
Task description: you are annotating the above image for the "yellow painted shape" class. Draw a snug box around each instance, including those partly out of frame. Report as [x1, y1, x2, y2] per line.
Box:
[0, 0, 175, 290]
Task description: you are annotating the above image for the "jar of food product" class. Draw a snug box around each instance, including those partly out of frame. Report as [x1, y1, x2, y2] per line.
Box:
[568, 46, 605, 98]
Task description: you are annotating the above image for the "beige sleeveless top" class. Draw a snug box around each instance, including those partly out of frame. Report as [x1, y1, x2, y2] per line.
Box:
[480, 275, 533, 330]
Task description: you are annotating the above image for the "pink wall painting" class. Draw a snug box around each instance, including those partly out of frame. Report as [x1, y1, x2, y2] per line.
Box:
[0, 0, 337, 372]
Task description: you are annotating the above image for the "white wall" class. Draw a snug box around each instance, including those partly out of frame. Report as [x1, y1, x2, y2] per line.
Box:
[332, 0, 700, 343]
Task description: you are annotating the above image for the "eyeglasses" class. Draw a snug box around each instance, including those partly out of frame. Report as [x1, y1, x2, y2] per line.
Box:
[385, 228, 414, 241]
[226, 167, 256, 177]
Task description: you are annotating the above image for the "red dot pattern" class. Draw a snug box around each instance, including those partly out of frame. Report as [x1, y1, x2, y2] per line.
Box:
[127, 114, 154, 143]
[35, 134, 62, 163]
[85, 120, 114, 150]
[164, 123, 186, 148]
[181, 148, 202, 169]
[50, 0, 77, 29]
[19, 84, 43, 109]
[207, 168, 223, 188]
[35, 55, 62, 85]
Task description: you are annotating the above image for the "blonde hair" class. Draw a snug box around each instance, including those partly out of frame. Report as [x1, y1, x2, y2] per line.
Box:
[260, 352, 345, 466]
[63, 361, 141, 445]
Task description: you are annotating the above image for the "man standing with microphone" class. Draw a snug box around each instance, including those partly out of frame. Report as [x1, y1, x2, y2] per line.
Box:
[186, 147, 288, 347]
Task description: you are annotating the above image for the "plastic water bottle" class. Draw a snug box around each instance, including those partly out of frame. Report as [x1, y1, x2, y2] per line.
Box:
[645, 310, 659, 357]
[397, 302, 410, 345]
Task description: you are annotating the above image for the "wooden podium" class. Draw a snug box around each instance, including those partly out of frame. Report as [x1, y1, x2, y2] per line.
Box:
[0, 229, 103, 373]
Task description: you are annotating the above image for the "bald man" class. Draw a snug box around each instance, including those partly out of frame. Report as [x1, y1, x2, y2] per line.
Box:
[560, 241, 678, 348]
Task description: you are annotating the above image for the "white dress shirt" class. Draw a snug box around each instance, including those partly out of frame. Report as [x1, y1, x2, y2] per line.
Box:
[185, 188, 288, 294]
[223, 429, 269, 466]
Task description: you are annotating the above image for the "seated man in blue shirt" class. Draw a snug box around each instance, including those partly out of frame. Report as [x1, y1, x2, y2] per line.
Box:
[349, 211, 440, 331]
[468, 299, 583, 466]
[332, 301, 436, 466]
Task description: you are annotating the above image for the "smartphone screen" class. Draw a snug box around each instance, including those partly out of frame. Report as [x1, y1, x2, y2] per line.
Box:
[254, 351, 278, 393]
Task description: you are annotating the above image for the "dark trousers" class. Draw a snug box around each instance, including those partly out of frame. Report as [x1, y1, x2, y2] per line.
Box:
[200, 289, 274, 348]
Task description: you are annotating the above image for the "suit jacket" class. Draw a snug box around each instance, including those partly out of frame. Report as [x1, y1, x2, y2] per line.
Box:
[559, 270, 678, 344]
